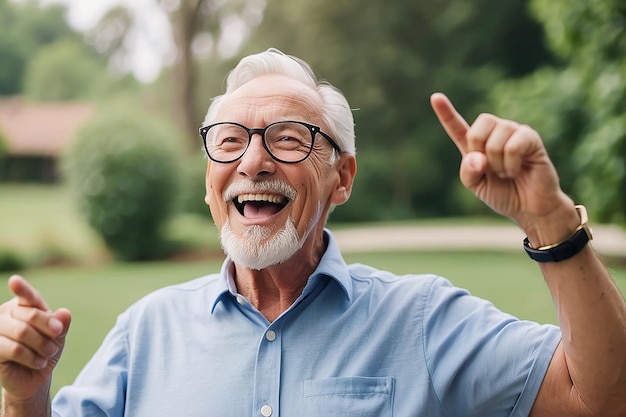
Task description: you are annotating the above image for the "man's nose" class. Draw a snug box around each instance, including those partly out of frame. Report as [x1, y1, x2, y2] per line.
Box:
[237, 133, 276, 178]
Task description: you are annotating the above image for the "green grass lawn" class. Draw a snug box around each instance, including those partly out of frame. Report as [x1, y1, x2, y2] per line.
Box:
[0, 184, 105, 263]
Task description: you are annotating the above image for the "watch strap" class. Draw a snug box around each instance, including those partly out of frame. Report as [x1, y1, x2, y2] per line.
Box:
[523, 205, 592, 262]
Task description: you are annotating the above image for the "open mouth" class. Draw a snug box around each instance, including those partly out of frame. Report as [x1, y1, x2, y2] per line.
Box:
[234, 193, 290, 219]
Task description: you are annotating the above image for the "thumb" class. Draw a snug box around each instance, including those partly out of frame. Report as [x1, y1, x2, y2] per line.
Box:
[52, 308, 72, 338]
[48, 308, 72, 368]
[459, 152, 488, 190]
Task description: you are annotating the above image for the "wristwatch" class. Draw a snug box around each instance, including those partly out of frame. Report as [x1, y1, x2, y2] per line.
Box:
[523, 205, 593, 262]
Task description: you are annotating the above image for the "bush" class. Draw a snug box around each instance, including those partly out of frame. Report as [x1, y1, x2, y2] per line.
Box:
[0, 248, 26, 273]
[178, 153, 212, 218]
[62, 107, 184, 261]
[0, 132, 7, 180]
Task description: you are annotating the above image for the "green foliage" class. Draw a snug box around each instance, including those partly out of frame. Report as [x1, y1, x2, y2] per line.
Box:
[234, 0, 555, 221]
[490, 0, 626, 225]
[23, 39, 108, 101]
[178, 153, 212, 218]
[0, 0, 126, 101]
[0, 32, 27, 96]
[0, 131, 7, 174]
[531, 1, 626, 61]
[489, 67, 587, 195]
[0, 248, 26, 272]
[62, 107, 184, 260]
[0, 0, 80, 95]
[574, 116, 626, 224]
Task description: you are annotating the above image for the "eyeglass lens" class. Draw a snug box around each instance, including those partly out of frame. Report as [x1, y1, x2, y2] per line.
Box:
[205, 122, 314, 163]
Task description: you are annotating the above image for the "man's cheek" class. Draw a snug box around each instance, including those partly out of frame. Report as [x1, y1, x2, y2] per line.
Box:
[205, 188, 225, 225]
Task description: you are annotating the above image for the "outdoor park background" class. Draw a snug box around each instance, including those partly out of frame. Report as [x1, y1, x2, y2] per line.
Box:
[1, 0, 626, 396]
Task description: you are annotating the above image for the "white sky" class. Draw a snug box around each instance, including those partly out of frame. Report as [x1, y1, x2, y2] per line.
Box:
[35, 0, 262, 83]
[38, 0, 176, 83]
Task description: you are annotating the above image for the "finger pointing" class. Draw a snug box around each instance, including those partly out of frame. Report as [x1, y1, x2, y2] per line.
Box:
[430, 92, 470, 155]
[8, 275, 50, 312]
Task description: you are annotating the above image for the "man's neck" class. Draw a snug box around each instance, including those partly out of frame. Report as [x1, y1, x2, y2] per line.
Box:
[233, 232, 326, 322]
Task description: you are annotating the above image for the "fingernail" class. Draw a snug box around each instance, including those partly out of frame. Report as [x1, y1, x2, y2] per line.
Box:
[48, 318, 63, 334]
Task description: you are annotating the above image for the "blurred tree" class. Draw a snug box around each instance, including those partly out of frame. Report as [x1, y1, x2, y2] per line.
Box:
[0, 129, 7, 179]
[23, 39, 110, 101]
[0, 33, 25, 96]
[238, 0, 555, 221]
[90, 0, 262, 148]
[0, 0, 79, 95]
[490, 0, 626, 225]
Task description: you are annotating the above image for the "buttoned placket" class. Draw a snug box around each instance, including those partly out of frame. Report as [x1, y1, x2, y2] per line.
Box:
[230, 292, 282, 416]
[253, 324, 282, 417]
[228, 274, 331, 417]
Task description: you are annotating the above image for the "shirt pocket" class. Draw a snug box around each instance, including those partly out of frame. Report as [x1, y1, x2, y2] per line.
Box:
[302, 376, 395, 416]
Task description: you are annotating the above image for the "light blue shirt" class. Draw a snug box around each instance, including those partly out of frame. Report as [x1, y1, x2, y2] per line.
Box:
[52, 230, 561, 417]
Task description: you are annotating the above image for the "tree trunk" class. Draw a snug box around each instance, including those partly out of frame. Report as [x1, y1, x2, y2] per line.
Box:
[170, 0, 203, 151]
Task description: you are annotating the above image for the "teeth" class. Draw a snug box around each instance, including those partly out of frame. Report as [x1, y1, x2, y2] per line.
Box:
[237, 193, 286, 205]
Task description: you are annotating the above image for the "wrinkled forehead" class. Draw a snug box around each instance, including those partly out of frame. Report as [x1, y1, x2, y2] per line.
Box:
[215, 75, 325, 125]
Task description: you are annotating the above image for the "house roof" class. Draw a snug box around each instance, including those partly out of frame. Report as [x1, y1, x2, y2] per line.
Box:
[0, 97, 94, 157]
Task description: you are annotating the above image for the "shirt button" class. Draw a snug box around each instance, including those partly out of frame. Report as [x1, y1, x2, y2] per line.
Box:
[265, 330, 276, 341]
[260, 405, 272, 416]
[235, 295, 245, 305]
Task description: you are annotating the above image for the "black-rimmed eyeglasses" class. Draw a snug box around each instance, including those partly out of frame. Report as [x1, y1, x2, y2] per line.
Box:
[199, 120, 341, 164]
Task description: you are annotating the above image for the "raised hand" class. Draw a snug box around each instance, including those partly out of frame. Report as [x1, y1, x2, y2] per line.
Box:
[430, 92, 575, 234]
[0, 275, 71, 403]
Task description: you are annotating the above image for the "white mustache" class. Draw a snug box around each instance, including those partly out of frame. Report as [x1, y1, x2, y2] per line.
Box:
[222, 180, 297, 203]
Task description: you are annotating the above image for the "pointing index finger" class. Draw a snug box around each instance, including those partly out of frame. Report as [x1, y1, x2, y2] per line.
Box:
[430, 92, 470, 155]
[8, 275, 50, 312]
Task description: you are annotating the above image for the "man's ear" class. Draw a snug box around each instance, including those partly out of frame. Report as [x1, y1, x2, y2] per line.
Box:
[204, 162, 213, 207]
[330, 154, 357, 206]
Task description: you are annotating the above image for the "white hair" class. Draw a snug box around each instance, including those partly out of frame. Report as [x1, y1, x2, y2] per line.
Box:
[203, 48, 356, 157]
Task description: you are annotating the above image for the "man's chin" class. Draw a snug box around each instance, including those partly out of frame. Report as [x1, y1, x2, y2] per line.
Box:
[219, 220, 303, 270]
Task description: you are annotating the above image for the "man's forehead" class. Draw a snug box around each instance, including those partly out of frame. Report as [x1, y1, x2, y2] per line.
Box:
[217, 76, 324, 122]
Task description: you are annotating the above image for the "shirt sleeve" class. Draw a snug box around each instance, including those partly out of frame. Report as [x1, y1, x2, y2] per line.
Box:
[52, 312, 129, 417]
[421, 276, 561, 417]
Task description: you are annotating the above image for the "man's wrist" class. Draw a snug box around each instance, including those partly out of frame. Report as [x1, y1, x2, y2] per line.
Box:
[523, 205, 593, 263]
[519, 198, 581, 248]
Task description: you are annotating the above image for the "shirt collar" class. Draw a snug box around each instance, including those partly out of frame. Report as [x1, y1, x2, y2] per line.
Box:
[210, 260, 236, 314]
[308, 228, 353, 300]
[210, 228, 352, 313]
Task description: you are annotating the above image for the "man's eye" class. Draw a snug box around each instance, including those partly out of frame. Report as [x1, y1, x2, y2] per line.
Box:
[216, 136, 247, 151]
[219, 136, 246, 144]
[277, 135, 298, 142]
[272, 135, 305, 149]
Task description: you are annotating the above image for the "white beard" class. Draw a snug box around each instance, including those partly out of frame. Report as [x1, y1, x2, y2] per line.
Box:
[219, 217, 305, 270]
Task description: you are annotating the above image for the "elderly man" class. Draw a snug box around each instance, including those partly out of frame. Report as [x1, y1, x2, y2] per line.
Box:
[1, 49, 625, 417]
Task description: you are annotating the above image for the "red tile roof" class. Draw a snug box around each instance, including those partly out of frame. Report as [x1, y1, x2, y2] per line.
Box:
[0, 97, 94, 156]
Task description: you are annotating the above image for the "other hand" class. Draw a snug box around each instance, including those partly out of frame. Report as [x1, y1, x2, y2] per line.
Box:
[0, 275, 71, 402]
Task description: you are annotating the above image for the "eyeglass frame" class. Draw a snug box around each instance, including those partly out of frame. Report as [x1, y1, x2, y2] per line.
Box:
[199, 120, 342, 164]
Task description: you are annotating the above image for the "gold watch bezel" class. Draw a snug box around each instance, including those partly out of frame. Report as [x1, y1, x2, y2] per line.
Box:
[575, 204, 593, 241]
